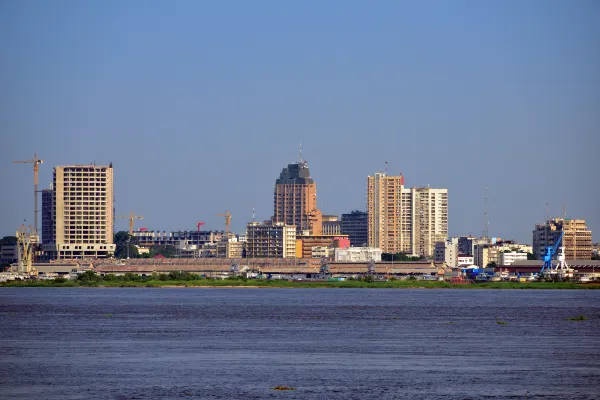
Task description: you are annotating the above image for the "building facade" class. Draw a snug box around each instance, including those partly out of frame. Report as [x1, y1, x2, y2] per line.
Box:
[273, 159, 322, 235]
[533, 218, 593, 260]
[334, 247, 382, 262]
[295, 234, 350, 259]
[42, 165, 115, 259]
[246, 222, 296, 258]
[499, 252, 528, 266]
[457, 254, 474, 266]
[434, 238, 458, 268]
[367, 172, 448, 257]
[322, 215, 342, 235]
[41, 188, 54, 245]
[341, 210, 368, 247]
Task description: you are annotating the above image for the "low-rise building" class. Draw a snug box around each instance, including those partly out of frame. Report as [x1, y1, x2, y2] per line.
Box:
[312, 246, 334, 259]
[335, 247, 382, 262]
[1, 244, 18, 265]
[457, 254, 474, 266]
[296, 234, 350, 259]
[499, 252, 528, 266]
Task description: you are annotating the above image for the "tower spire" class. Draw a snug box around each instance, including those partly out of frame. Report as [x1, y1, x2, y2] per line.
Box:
[299, 142, 303, 164]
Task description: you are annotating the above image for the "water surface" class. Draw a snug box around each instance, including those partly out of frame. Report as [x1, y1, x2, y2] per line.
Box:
[0, 288, 599, 399]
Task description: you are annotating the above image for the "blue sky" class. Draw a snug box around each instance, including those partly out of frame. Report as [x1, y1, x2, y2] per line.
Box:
[1, 0, 599, 243]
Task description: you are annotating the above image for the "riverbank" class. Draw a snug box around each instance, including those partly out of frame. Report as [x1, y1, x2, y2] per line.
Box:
[1, 279, 599, 289]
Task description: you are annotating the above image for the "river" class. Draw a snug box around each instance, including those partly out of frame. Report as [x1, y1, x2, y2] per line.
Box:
[0, 288, 598, 399]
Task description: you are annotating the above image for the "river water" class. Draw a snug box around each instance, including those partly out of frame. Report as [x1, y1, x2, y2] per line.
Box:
[0, 288, 598, 399]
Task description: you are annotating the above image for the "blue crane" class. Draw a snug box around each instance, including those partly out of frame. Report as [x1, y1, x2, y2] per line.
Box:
[540, 231, 564, 273]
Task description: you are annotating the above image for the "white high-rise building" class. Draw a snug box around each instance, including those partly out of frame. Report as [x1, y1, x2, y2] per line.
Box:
[42, 164, 115, 259]
[367, 173, 448, 257]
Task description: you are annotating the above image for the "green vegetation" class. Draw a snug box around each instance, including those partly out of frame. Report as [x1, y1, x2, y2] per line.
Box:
[1, 272, 598, 289]
[382, 253, 424, 262]
[271, 386, 296, 391]
[567, 315, 588, 321]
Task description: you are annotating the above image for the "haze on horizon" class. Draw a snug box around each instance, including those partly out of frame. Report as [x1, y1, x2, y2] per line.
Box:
[1, 0, 599, 244]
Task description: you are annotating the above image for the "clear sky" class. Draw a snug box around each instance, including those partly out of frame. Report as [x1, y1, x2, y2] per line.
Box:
[1, 0, 599, 244]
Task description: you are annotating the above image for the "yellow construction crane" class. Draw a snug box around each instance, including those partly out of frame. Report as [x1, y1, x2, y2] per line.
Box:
[117, 212, 143, 235]
[13, 154, 43, 234]
[216, 210, 232, 235]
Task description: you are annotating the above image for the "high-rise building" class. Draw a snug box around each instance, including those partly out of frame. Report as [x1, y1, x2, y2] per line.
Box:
[533, 218, 592, 260]
[246, 222, 296, 258]
[322, 215, 341, 235]
[42, 164, 116, 259]
[341, 210, 368, 247]
[273, 157, 322, 235]
[367, 173, 448, 257]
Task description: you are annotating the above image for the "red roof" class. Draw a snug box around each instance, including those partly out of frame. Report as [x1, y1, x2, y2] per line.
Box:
[153, 254, 166, 259]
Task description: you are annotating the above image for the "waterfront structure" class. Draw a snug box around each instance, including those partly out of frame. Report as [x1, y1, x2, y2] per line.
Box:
[322, 215, 342, 235]
[42, 164, 115, 259]
[499, 252, 528, 266]
[335, 247, 382, 262]
[341, 210, 368, 247]
[434, 238, 458, 268]
[533, 218, 592, 260]
[367, 172, 448, 257]
[246, 222, 296, 258]
[273, 156, 322, 235]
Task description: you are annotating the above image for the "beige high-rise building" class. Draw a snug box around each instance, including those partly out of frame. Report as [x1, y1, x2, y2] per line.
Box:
[367, 172, 448, 257]
[273, 158, 322, 235]
[42, 164, 116, 259]
[533, 218, 592, 260]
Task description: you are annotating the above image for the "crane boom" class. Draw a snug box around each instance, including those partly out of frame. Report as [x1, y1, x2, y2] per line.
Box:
[541, 231, 564, 273]
[12, 154, 43, 233]
[116, 212, 143, 234]
[216, 211, 232, 236]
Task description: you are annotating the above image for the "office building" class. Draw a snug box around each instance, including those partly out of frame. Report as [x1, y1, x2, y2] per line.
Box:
[42, 164, 115, 259]
[246, 222, 296, 258]
[322, 215, 342, 235]
[273, 156, 322, 235]
[367, 172, 448, 257]
[341, 210, 368, 247]
[499, 252, 528, 266]
[533, 218, 593, 260]
[434, 238, 458, 268]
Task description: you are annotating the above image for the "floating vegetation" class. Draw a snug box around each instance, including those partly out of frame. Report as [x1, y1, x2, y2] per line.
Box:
[103, 313, 113, 317]
[441, 321, 455, 325]
[496, 320, 507, 325]
[567, 315, 588, 321]
[271, 386, 296, 391]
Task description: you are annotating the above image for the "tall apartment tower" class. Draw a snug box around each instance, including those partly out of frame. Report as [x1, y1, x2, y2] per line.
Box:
[42, 164, 116, 259]
[367, 172, 448, 257]
[533, 218, 592, 260]
[273, 157, 322, 235]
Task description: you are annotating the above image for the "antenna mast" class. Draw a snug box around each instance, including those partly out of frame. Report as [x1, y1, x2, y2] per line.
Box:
[299, 142, 303, 164]
[384, 160, 388, 175]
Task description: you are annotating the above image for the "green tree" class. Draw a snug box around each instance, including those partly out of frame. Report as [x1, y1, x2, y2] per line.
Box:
[151, 245, 177, 258]
[486, 261, 497, 268]
[114, 231, 139, 259]
[527, 252, 536, 260]
[77, 270, 101, 283]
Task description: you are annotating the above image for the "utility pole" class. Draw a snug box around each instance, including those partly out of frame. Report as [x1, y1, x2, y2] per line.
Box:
[483, 186, 489, 240]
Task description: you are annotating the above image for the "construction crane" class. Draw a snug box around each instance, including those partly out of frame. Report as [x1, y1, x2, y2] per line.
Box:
[196, 221, 205, 232]
[15, 224, 38, 275]
[13, 154, 43, 233]
[540, 231, 573, 280]
[216, 210, 232, 236]
[117, 212, 143, 235]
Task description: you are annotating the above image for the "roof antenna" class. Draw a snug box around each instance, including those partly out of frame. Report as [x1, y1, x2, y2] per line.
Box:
[299, 142, 303, 164]
[252, 207, 255, 222]
[384, 160, 388, 175]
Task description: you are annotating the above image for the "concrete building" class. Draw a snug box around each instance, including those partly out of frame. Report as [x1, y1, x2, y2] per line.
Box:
[499, 252, 528, 266]
[1, 244, 18, 265]
[246, 222, 296, 258]
[132, 230, 225, 248]
[457, 254, 474, 266]
[434, 238, 458, 268]
[296, 234, 350, 259]
[312, 246, 334, 259]
[335, 247, 382, 262]
[473, 244, 503, 268]
[533, 218, 593, 260]
[273, 156, 322, 235]
[367, 172, 448, 257]
[341, 210, 368, 247]
[322, 215, 342, 235]
[216, 239, 244, 259]
[457, 236, 491, 256]
[42, 165, 115, 259]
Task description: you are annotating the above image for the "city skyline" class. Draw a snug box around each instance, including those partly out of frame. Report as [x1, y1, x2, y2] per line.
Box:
[1, 1, 598, 243]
